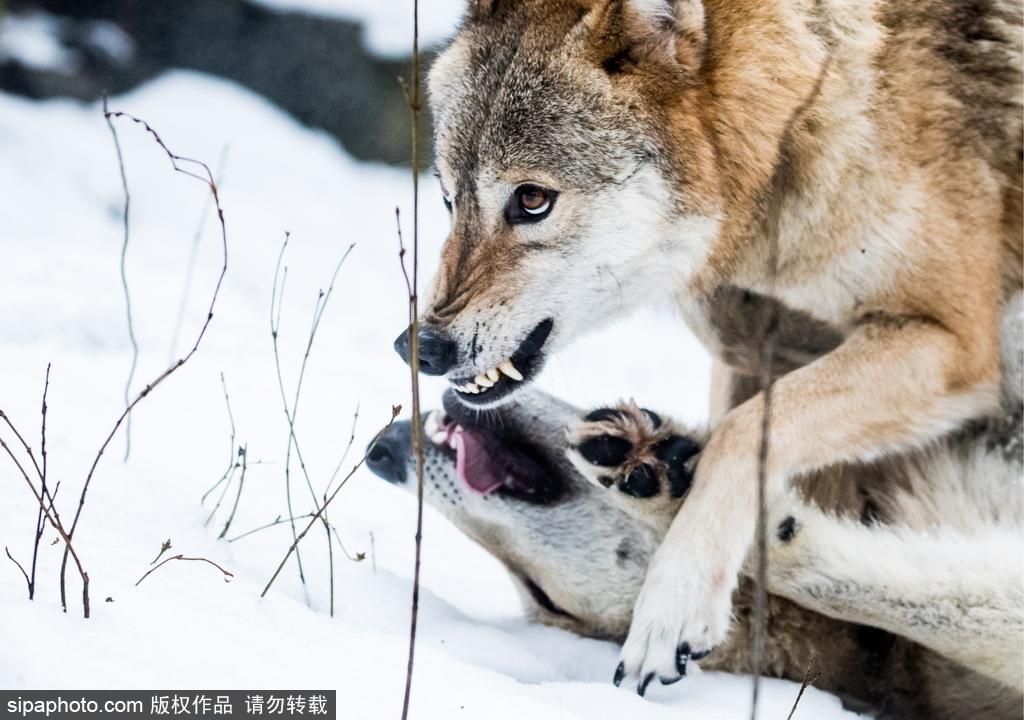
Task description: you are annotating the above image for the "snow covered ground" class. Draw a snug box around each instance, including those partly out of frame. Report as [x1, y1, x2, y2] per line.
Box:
[0, 65, 859, 720]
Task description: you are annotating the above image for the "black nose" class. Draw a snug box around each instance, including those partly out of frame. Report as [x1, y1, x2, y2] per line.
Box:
[393, 325, 457, 376]
[367, 421, 411, 485]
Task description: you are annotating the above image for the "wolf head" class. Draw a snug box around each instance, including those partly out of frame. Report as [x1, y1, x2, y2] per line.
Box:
[366, 388, 668, 639]
[395, 0, 722, 407]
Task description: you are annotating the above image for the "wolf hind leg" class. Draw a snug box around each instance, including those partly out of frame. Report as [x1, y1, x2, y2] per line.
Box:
[763, 500, 1024, 692]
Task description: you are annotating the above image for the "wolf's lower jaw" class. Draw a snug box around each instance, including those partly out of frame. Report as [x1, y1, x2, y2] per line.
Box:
[450, 318, 554, 406]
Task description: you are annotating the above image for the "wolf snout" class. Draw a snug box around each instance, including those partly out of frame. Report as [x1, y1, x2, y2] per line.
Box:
[393, 324, 457, 376]
[367, 421, 412, 484]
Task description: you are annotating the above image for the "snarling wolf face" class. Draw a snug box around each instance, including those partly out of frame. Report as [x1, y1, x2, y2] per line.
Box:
[401, 0, 721, 406]
[367, 389, 662, 640]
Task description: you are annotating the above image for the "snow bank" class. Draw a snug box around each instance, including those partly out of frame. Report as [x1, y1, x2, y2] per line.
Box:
[0, 72, 856, 719]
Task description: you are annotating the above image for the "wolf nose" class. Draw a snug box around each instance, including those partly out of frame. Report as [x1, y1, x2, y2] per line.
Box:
[393, 325, 457, 376]
[367, 421, 411, 485]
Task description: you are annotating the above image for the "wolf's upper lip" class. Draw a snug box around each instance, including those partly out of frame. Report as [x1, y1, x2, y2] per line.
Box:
[449, 319, 553, 405]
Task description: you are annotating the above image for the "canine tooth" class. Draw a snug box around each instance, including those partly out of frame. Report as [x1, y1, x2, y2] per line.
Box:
[475, 373, 495, 388]
[498, 359, 524, 382]
[486, 367, 500, 382]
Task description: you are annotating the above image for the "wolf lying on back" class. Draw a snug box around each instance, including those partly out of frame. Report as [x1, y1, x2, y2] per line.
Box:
[396, 0, 1024, 685]
[370, 296, 1023, 718]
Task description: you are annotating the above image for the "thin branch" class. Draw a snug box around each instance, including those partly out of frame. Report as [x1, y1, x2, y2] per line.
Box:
[135, 554, 233, 587]
[104, 96, 139, 463]
[786, 656, 823, 720]
[400, 1, 426, 715]
[0, 432, 90, 617]
[261, 406, 400, 598]
[217, 445, 248, 540]
[749, 54, 834, 719]
[60, 104, 230, 617]
[226, 513, 315, 543]
[201, 372, 237, 504]
[29, 364, 51, 599]
[5, 547, 31, 595]
[149, 539, 172, 566]
[324, 403, 360, 497]
[169, 145, 230, 364]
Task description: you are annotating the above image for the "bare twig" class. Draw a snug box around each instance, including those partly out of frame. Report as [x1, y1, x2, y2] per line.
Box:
[261, 406, 400, 598]
[135, 554, 233, 587]
[150, 539, 172, 566]
[227, 513, 315, 543]
[269, 235, 356, 610]
[60, 104, 230, 617]
[218, 445, 248, 539]
[324, 403, 360, 498]
[169, 145, 230, 363]
[749, 54, 833, 718]
[201, 372, 238, 504]
[786, 656, 823, 720]
[5, 547, 31, 594]
[104, 96, 139, 463]
[400, 1, 426, 715]
[28, 364, 51, 599]
[0, 432, 90, 617]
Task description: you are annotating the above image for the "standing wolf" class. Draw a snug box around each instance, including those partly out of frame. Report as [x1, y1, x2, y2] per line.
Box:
[394, 0, 1024, 689]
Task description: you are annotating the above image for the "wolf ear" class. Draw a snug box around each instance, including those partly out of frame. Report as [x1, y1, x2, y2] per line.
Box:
[586, 0, 706, 75]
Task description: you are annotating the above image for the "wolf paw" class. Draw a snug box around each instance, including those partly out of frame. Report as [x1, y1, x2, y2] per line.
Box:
[567, 401, 702, 500]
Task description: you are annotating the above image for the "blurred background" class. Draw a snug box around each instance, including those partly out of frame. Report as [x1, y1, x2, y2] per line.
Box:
[0, 0, 447, 164]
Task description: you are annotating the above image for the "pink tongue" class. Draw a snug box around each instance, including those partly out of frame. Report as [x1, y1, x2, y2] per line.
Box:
[450, 427, 504, 495]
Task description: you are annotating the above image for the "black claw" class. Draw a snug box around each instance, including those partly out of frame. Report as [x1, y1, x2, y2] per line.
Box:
[654, 435, 702, 498]
[690, 649, 711, 661]
[638, 672, 656, 697]
[586, 408, 624, 423]
[675, 643, 691, 676]
[642, 409, 662, 428]
[620, 464, 659, 498]
[660, 674, 682, 686]
[613, 662, 625, 687]
[578, 435, 632, 467]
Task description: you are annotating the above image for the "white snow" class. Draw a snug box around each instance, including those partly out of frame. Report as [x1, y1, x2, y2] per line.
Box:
[0, 72, 858, 719]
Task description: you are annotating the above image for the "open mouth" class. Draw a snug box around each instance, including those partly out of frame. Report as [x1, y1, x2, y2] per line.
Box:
[423, 401, 562, 503]
[450, 318, 553, 405]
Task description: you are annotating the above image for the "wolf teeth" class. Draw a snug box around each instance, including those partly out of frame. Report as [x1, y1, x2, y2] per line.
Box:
[498, 359, 524, 381]
[456, 358, 525, 394]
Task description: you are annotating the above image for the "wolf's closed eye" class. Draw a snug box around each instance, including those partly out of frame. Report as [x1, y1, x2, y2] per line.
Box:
[506, 184, 557, 224]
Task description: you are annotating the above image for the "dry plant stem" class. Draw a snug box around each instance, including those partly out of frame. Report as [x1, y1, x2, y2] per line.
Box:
[5, 547, 31, 594]
[786, 656, 823, 720]
[135, 554, 233, 587]
[324, 404, 360, 497]
[60, 104, 229, 617]
[260, 406, 400, 598]
[270, 236, 306, 586]
[28, 364, 52, 599]
[169, 145, 230, 364]
[202, 372, 238, 504]
[270, 237, 355, 606]
[104, 97, 140, 464]
[227, 513, 316, 542]
[0, 433, 90, 617]
[749, 55, 833, 719]
[150, 539, 172, 565]
[400, 1, 426, 715]
[218, 445, 248, 539]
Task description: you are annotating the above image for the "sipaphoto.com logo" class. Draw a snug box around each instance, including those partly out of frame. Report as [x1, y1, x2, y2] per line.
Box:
[6, 695, 141, 717]
[1, 690, 336, 719]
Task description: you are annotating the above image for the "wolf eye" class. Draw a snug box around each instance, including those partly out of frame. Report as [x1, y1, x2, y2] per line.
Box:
[506, 184, 557, 224]
[441, 187, 453, 213]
